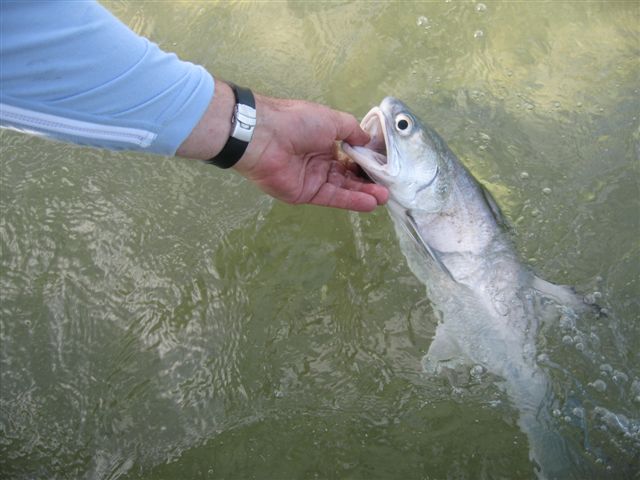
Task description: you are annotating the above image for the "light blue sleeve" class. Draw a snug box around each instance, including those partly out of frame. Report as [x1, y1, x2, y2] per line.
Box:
[0, 0, 215, 155]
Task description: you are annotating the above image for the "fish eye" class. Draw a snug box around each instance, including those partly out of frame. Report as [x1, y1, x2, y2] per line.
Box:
[395, 114, 413, 135]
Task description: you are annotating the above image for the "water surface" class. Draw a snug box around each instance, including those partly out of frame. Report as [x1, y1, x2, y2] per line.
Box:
[1, 1, 639, 478]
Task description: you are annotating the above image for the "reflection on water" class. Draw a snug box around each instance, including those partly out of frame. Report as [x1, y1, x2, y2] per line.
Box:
[1, 1, 638, 478]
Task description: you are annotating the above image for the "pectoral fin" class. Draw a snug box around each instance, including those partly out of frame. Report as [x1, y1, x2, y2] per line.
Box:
[481, 185, 507, 228]
[404, 211, 456, 282]
[532, 276, 585, 311]
[422, 326, 466, 375]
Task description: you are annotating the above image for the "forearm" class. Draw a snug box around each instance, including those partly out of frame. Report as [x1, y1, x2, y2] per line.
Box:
[175, 81, 234, 161]
[0, 1, 387, 211]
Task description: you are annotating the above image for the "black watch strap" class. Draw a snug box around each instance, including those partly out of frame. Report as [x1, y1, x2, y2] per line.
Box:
[206, 84, 256, 169]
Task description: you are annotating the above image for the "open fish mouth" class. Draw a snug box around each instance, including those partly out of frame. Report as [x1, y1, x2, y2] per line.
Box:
[342, 107, 393, 179]
[360, 107, 388, 166]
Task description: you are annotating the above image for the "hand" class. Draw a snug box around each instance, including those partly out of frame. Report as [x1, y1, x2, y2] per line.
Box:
[233, 95, 388, 212]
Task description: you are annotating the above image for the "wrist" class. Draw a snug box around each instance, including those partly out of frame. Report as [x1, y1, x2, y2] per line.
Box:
[232, 93, 279, 174]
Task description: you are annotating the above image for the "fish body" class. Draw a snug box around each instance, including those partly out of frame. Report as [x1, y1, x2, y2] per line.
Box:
[343, 98, 587, 478]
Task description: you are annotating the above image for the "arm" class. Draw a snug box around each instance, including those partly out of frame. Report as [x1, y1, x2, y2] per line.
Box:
[0, 1, 387, 211]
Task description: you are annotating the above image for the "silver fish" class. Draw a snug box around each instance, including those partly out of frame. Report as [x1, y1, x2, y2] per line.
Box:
[343, 97, 589, 479]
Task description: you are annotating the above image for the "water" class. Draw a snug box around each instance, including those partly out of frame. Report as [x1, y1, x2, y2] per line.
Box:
[1, 1, 638, 478]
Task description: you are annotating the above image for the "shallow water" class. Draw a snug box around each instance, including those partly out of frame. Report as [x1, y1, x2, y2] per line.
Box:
[1, 1, 638, 479]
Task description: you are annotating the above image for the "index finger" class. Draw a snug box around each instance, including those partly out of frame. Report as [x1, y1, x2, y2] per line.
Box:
[333, 110, 369, 146]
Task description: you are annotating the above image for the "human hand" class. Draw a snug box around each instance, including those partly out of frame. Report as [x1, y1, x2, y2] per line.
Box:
[233, 95, 388, 212]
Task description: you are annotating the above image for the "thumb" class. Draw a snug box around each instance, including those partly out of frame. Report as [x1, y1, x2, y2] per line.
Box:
[333, 110, 369, 146]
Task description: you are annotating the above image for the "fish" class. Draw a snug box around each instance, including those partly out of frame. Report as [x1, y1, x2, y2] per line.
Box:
[342, 97, 591, 479]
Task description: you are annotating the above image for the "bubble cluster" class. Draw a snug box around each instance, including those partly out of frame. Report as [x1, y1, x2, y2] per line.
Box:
[594, 406, 634, 436]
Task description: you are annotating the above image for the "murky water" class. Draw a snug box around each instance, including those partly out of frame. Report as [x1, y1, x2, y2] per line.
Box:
[1, 1, 638, 479]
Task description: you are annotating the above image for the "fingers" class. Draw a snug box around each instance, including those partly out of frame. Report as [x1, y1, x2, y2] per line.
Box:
[333, 110, 369, 146]
[310, 184, 378, 212]
[308, 162, 389, 212]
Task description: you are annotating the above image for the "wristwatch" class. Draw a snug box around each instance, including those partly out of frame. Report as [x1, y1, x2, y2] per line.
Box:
[207, 84, 256, 169]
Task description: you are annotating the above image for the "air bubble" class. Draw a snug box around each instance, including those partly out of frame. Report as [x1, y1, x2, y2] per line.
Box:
[559, 313, 575, 330]
[470, 365, 485, 378]
[600, 363, 613, 373]
[575, 342, 585, 352]
[562, 335, 574, 345]
[572, 407, 585, 419]
[542, 187, 552, 195]
[552, 409, 561, 417]
[612, 371, 629, 383]
[520, 171, 530, 180]
[417, 16, 429, 27]
[589, 379, 607, 392]
[474, 30, 484, 39]
[475, 3, 487, 12]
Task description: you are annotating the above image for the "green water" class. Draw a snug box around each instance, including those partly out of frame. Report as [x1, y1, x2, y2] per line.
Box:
[1, 1, 639, 479]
